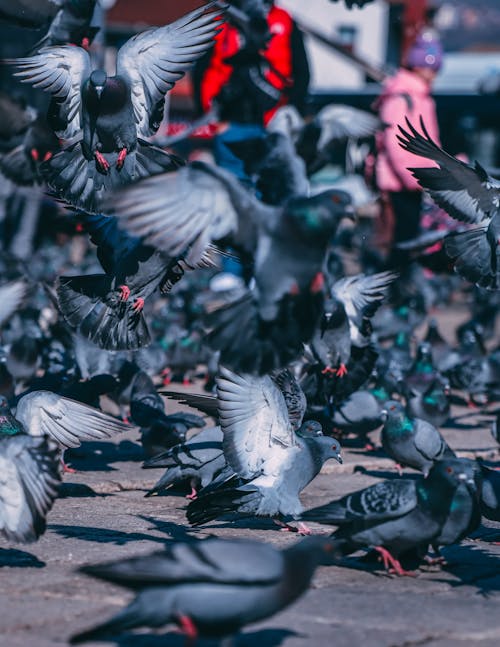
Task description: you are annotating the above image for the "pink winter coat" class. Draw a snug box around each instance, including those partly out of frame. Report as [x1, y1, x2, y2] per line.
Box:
[375, 68, 440, 192]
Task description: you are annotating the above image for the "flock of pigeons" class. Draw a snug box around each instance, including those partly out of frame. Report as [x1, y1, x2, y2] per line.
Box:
[0, 1, 499, 645]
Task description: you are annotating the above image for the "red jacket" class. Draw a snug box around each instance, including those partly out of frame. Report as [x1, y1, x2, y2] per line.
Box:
[201, 6, 296, 124]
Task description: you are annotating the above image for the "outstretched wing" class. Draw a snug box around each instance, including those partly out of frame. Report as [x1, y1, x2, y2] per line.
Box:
[216, 366, 297, 480]
[106, 161, 241, 267]
[6, 45, 91, 139]
[116, 2, 223, 137]
[332, 270, 398, 328]
[397, 117, 500, 224]
[270, 368, 307, 432]
[15, 391, 130, 449]
[316, 104, 382, 150]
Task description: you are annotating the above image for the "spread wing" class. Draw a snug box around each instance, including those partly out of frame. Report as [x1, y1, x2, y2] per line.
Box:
[397, 117, 500, 224]
[106, 162, 240, 266]
[116, 2, 223, 137]
[6, 45, 91, 139]
[15, 391, 130, 449]
[270, 368, 306, 431]
[316, 104, 382, 150]
[0, 435, 60, 543]
[332, 271, 398, 329]
[216, 366, 297, 480]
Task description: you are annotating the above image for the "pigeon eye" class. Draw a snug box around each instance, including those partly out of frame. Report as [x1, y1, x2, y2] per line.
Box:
[331, 194, 341, 203]
[446, 467, 454, 474]
[390, 405, 396, 411]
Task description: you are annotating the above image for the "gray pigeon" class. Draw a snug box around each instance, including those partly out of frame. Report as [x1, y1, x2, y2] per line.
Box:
[0, 280, 28, 328]
[70, 535, 338, 644]
[381, 400, 454, 475]
[187, 366, 342, 530]
[0, 395, 61, 542]
[478, 462, 500, 522]
[491, 413, 499, 446]
[405, 376, 451, 428]
[302, 458, 474, 575]
[7, 3, 223, 212]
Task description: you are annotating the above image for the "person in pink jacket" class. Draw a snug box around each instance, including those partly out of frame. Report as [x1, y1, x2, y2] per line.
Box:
[374, 28, 443, 266]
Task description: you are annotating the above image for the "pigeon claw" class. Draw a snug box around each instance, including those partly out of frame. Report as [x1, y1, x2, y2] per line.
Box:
[336, 363, 348, 378]
[310, 271, 325, 293]
[177, 615, 198, 643]
[297, 522, 313, 536]
[321, 366, 337, 376]
[118, 285, 131, 301]
[94, 151, 110, 173]
[30, 148, 39, 162]
[132, 297, 145, 312]
[116, 147, 128, 170]
[43, 151, 53, 162]
[374, 546, 415, 577]
[186, 487, 198, 501]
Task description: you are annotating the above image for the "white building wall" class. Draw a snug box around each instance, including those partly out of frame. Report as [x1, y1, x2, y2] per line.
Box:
[277, 0, 389, 90]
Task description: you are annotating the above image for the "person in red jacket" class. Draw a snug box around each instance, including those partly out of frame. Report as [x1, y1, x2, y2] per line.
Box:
[193, 0, 310, 181]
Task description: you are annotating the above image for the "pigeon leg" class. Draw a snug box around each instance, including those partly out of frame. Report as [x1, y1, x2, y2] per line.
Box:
[43, 151, 53, 162]
[395, 463, 404, 477]
[94, 151, 110, 173]
[274, 519, 299, 533]
[177, 615, 198, 647]
[374, 546, 415, 576]
[132, 297, 145, 312]
[118, 285, 131, 301]
[336, 363, 348, 377]
[297, 522, 313, 536]
[162, 368, 172, 386]
[61, 458, 77, 474]
[321, 366, 337, 376]
[81, 37, 90, 50]
[186, 487, 198, 501]
[116, 147, 128, 170]
[310, 271, 325, 293]
[30, 148, 39, 162]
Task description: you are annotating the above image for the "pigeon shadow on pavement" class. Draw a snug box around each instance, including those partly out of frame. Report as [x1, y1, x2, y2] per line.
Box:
[58, 483, 106, 498]
[66, 440, 143, 472]
[437, 543, 500, 595]
[136, 516, 200, 541]
[0, 547, 45, 568]
[94, 628, 297, 647]
[49, 524, 170, 546]
[353, 466, 421, 480]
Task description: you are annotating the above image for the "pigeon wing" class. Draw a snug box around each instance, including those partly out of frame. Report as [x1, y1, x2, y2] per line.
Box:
[397, 117, 500, 224]
[117, 2, 224, 137]
[15, 391, 130, 449]
[0, 280, 28, 327]
[332, 271, 398, 328]
[270, 368, 307, 431]
[216, 366, 297, 480]
[316, 104, 382, 150]
[6, 45, 91, 139]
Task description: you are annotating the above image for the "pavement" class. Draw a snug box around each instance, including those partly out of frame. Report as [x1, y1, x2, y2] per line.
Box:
[1, 302, 500, 647]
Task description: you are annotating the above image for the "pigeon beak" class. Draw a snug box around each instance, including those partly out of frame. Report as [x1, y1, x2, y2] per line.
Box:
[95, 85, 104, 98]
[457, 472, 468, 481]
[343, 204, 356, 221]
[336, 453, 343, 464]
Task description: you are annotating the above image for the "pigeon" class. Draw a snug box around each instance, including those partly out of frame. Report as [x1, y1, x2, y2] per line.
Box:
[492, 413, 499, 446]
[187, 366, 342, 530]
[381, 400, 455, 475]
[478, 462, 500, 522]
[405, 375, 451, 429]
[302, 458, 474, 575]
[405, 342, 438, 395]
[128, 368, 205, 458]
[0, 1, 99, 50]
[331, 390, 385, 438]
[70, 535, 338, 644]
[154, 369, 326, 500]
[144, 425, 226, 500]
[424, 318, 453, 369]
[0, 394, 61, 542]
[6, 2, 223, 211]
[397, 117, 500, 290]
[57, 214, 217, 351]
[108, 158, 354, 373]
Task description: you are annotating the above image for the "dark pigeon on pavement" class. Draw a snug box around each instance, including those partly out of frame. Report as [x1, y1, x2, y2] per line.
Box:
[70, 534, 338, 644]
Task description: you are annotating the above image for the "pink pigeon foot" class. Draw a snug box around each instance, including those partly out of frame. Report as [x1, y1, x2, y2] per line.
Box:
[336, 363, 348, 377]
[116, 147, 128, 170]
[118, 285, 130, 301]
[374, 546, 416, 576]
[132, 297, 144, 312]
[186, 487, 198, 501]
[94, 151, 110, 173]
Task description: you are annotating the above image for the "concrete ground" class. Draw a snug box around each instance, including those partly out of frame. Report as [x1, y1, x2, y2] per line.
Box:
[1, 301, 499, 647]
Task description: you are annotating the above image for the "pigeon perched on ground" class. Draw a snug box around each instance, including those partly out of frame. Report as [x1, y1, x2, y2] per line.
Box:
[70, 535, 338, 644]
[405, 375, 451, 428]
[331, 390, 385, 439]
[478, 462, 500, 522]
[397, 117, 500, 290]
[0, 394, 61, 542]
[187, 367, 342, 530]
[405, 341, 438, 394]
[302, 458, 474, 575]
[381, 400, 454, 475]
[6, 2, 223, 211]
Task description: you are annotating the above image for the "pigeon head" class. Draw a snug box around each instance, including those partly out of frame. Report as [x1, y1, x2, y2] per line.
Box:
[382, 400, 406, 425]
[89, 70, 108, 98]
[428, 458, 477, 491]
[0, 395, 9, 413]
[288, 190, 353, 242]
[288, 535, 342, 567]
[311, 435, 343, 465]
[297, 420, 323, 438]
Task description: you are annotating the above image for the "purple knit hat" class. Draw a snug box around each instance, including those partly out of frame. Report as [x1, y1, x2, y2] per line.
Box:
[405, 29, 443, 71]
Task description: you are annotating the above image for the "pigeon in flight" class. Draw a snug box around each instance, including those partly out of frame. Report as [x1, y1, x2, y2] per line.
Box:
[6, 2, 224, 211]
[397, 117, 500, 290]
[187, 366, 342, 531]
[0, 395, 61, 542]
[70, 535, 338, 644]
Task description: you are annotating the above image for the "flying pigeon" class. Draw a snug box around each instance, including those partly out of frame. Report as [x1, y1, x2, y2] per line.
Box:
[302, 458, 474, 575]
[397, 117, 500, 290]
[70, 535, 338, 644]
[187, 366, 342, 530]
[6, 2, 224, 211]
[0, 394, 61, 542]
[381, 400, 455, 475]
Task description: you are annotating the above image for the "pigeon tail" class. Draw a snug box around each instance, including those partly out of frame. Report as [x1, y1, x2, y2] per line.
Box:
[57, 274, 150, 351]
[186, 482, 262, 526]
[69, 599, 150, 644]
[42, 140, 183, 213]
